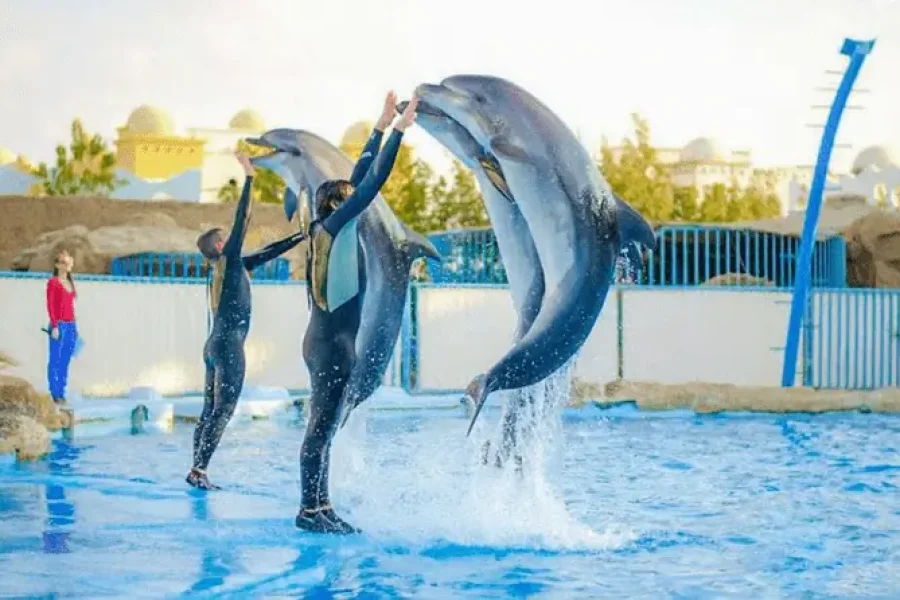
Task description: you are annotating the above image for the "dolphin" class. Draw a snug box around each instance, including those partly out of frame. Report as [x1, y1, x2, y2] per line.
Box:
[415, 75, 656, 435]
[246, 128, 441, 424]
[399, 98, 546, 463]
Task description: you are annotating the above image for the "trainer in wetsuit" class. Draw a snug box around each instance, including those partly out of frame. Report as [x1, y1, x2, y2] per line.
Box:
[187, 151, 308, 491]
[295, 94, 419, 534]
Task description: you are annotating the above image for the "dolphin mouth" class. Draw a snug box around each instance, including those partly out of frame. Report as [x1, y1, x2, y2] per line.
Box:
[243, 137, 281, 166]
[397, 98, 445, 118]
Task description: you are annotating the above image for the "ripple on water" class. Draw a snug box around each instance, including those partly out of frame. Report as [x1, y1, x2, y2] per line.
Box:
[0, 407, 899, 597]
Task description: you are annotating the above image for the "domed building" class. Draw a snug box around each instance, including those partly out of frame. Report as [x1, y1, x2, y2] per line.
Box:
[600, 135, 818, 216]
[115, 105, 206, 181]
[816, 145, 900, 209]
[229, 109, 266, 132]
[668, 137, 754, 192]
[851, 145, 898, 175]
[185, 109, 269, 203]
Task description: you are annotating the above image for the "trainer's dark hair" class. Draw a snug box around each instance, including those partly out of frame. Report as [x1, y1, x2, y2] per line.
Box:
[197, 228, 225, 260]
[52, 250, 76, 294]
[315, 179, 354, 220]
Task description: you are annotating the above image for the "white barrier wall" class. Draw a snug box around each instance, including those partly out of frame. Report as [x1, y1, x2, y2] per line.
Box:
[1, 275, 800, 398]
[414, 286, 799, 391]
[415, 286, 619, 391]
[621, 288, 801, 387]
[0, 277, 312, 396]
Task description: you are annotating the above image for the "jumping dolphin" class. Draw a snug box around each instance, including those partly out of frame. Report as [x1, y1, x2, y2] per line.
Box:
[248, 129, 440, 417]
[247, 129, 440, 531]
[399, 98, 546, 463]
[415, 75, 656, 435]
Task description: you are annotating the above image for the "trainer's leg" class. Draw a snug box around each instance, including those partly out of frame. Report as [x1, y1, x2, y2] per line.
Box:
[192, 363, 216, 468]
[56, 323, 77, 401]
[297, 344, 356, 533]
[47, 333, 63, 401]
[195, 351, 245, 473]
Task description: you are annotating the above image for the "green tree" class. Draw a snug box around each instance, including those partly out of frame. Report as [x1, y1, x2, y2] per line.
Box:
[598, 113, 674, 222]
[29, 119, 123, 196]
[700, 183, 729, 222]
[340, 128, 434, 231]
[217, 139, 285, 204]
[427, 161, 489, 231]
[672, 186, 699, 221]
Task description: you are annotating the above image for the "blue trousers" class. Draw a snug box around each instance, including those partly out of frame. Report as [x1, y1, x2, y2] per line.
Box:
[48, 322, 78, 401]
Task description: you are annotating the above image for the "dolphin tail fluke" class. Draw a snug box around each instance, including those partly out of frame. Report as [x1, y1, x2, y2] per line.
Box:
[613, 194, 656, 251]
[401, 223, 441, 262]
[465, 374, 490, 437]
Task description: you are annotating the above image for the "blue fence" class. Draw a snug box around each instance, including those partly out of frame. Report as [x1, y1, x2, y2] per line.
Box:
[425, 225, 847, 288]
[110, 252, 291, 281]
[807, 288, 900, 390]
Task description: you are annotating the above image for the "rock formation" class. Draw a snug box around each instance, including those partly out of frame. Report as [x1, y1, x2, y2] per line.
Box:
[0, 353, 71, 460]
[10, 212, 307, 278]
[843, 210, 900, 288]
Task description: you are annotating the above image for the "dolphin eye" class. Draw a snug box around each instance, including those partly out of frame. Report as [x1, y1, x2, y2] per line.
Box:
[289, 149, 302, 157]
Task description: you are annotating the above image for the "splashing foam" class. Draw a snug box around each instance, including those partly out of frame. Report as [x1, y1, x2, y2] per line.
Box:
[329, 361, 636, 551]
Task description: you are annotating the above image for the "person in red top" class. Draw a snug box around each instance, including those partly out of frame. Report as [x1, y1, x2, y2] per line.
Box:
[46, 250, 79, 403]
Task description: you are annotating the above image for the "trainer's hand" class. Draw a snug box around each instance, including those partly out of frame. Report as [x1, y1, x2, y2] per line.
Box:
[376, 91, 398, 131]
[394, 96, 419, 132]
[51, 327, 59, 340]
[235, 151, 255, 176]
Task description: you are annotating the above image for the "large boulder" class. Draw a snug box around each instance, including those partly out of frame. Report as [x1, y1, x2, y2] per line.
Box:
[9, 212, 308, 278]
[843, 211, 900, 288]
[0, 414, 50, 460]
[0, 357, 72, 460]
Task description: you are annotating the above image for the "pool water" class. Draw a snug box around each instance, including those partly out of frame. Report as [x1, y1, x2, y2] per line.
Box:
[1, 402, 899, 598]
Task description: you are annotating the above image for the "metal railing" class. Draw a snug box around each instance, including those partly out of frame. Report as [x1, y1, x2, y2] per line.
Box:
[110, 252, 291, 281]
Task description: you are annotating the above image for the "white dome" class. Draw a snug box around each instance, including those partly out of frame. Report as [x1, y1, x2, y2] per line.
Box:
[680, 137, 727, 163]
[229, 109, 265, 131]
[851, 145, 898, 175]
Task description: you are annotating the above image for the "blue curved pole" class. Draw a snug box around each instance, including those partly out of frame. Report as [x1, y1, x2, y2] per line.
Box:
[781, 38, 876, 387]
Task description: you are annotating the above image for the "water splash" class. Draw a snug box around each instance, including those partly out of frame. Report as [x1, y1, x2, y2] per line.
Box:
[328, 367, 634, 551]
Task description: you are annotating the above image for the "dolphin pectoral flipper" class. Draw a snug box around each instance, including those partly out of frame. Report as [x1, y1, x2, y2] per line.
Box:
[477, 155, 515, 204]
[489, 137, 532, 163]
[283, 187, 299, 222]
[399, 222, 441, 262]
[613, 195, 656, 251]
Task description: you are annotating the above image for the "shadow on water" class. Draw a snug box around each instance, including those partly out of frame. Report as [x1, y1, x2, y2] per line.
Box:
[41, 439, 82, 555]
[182, 492, 241, 596]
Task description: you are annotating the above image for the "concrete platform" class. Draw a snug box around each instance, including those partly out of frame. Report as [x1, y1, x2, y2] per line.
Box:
[61, 386, 465, 432]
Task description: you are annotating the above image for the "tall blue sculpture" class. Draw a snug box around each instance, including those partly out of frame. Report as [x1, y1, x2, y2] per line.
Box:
[781, 38, 876, 387]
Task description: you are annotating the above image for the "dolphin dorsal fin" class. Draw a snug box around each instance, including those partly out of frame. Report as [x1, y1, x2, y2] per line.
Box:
[613, 194, 656, 250]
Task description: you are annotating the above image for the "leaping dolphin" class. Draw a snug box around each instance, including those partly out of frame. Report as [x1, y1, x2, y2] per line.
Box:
[246, 128, 441, 424]
[400, 98, 546, 463]
[415, 75, 656, 435]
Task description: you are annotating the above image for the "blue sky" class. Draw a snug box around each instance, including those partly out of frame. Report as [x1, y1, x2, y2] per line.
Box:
[0, 0, 896, 172]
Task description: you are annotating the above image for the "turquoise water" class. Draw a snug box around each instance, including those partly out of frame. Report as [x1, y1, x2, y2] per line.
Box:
[1, 403, 900, 598]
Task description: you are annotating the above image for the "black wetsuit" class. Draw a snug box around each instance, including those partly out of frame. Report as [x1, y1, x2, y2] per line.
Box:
[192, 177, 306, 477]
[297, 128, 404, 531]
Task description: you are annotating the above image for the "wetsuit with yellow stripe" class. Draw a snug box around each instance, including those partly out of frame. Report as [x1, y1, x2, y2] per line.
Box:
[191, 177, 306, 487]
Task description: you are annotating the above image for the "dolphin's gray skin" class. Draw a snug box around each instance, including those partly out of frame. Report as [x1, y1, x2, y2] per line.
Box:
[415, 75, 656, 435]
[247, 129, 439, 531]
[399, 98, 545, 465]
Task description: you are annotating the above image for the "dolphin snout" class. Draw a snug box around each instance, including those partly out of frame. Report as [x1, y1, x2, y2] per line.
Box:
[396, 100, 409, 114]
